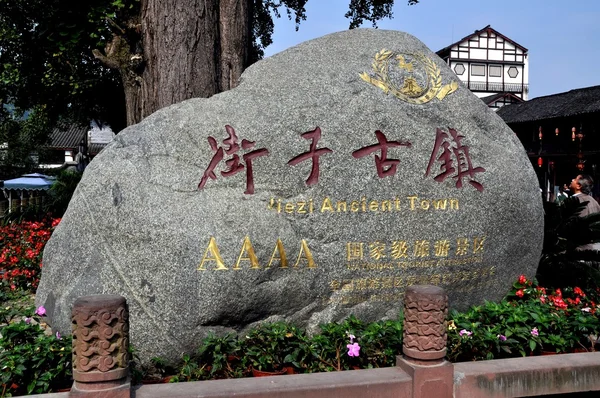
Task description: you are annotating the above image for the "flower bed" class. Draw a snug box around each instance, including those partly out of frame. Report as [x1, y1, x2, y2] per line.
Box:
[0, 218, 59, 292]
[130, 277, 600, 383]
[447, 276, 600, 361]
[2, 267, 599, 395]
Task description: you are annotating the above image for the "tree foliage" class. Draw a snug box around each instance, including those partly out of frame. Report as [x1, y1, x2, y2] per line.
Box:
[0, 106, 52, 178]
[346, 0, 419, 29]
[0, 0, 418, 139]
[0, 0, 128, 130]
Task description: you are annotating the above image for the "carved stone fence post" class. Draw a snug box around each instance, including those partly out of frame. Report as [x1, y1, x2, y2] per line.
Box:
[70, 295, 131, 398]
[397, 285, 453, 398]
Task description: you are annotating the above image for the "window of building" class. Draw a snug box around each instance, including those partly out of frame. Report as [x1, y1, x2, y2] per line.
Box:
[507, 66, 519, 78]
[489, 65, 502, 77]
[471, 64, 485, 76]
[454, 63, 465, 75]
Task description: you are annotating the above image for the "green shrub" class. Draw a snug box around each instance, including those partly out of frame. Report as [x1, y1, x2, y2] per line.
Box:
[1, 275, 599, 393]
[0, 306, 72, 397]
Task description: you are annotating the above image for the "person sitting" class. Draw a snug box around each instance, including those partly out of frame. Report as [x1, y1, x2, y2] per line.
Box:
[569, 174, 600, 216]
[569, 174, 600, 251]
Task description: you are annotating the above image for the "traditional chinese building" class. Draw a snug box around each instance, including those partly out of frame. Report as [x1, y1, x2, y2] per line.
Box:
[436, 25, 528, 109]
[42, 122, 113, 169]
[496, 85, 600, 200]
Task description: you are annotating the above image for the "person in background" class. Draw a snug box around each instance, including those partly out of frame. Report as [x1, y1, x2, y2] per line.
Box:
[569, 174, 600, 252]
[75, 140, 89, 173]
[569, 174, 600, 216]
[556, 184, 569, 204]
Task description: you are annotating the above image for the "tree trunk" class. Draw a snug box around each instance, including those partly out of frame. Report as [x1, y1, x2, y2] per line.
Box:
[218, 0, 250, 92]
[92, 33, 144, 127]
[139, 0, 250, 123]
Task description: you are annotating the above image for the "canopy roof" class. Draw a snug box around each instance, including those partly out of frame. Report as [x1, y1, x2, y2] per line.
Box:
[2, 173, 55, 191]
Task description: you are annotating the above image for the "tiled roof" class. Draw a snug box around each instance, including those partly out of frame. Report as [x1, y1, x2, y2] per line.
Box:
[48, 123, 107, 155]
[48, 123, 87, 149]
[480, 92, 524, 105]
[496, 85, 600, 124]
[88, 143, 106, 155]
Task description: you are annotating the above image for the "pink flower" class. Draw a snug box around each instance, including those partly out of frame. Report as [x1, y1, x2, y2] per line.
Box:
[35, 306, 46, 316]
[497, 334, 507, 341]
[56, 331, 62, 340]
[516, 289, 524, 298]
[347, 342, 361, 357]
[518, 275, 527, 284]
[582, 307, 591, 312]
[24, 317, 31, 324]
[531, 327, 539, 337]
[459, 329, 473, 337]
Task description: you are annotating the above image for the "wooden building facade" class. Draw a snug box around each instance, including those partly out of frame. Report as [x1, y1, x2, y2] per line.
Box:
[497, 85, 600, 200]
[436, 25, 528, 108]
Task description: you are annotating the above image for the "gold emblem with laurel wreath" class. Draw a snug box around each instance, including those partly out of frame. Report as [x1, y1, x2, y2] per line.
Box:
[360, 50, 458, 104]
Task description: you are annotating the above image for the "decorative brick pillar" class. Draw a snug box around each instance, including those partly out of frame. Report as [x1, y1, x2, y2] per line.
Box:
[70, 295, 131, 398]
[397, 285, 453, 398]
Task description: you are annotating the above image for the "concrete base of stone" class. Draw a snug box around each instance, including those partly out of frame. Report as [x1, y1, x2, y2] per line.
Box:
[453, 352, 600, 397]
[134, 368, 411, 398]
[25, 352, 600, 398]
[396, 356, 453, 398]
[69, 377, 131, 398]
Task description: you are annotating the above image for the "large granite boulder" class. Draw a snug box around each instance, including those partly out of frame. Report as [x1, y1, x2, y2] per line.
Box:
[36, 29, 543, 363]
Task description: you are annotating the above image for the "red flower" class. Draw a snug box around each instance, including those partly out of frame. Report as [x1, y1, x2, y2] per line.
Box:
[518, 275, 527, 285]
[516, 289, 525, 298]
[25, 249, 36, 260]
[540, 296, 546, 304]
[553, 297, 568, 309]
[574, 287, 585, 297]
[51, 218, 61, 227]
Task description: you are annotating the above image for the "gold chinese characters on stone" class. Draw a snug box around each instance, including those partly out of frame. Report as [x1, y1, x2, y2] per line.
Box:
[360, 50, 458, 104]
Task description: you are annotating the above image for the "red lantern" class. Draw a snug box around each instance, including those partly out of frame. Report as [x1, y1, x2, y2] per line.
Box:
[538, 126, 543, 140]
[537, 157, 543, 168]
[555, 127, 559, 136]
[572, 127, 576, 141]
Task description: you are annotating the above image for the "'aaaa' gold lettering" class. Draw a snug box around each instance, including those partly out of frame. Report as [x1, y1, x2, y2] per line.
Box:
[198, 237, 316, 271]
